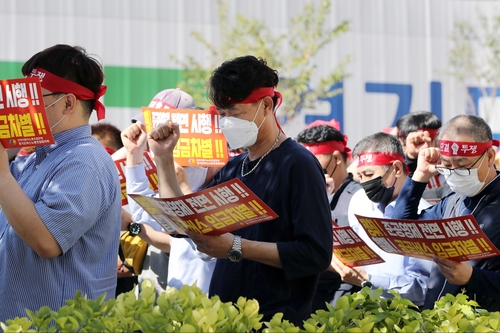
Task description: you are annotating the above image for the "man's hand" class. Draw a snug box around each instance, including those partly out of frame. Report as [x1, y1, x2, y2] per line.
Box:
[412, 147, 440, 183]
[406, 131, 433, 159]
[434, 255, 473, 285]
[148, 120, 180, 159]
[186, 230, 234, 258]
[121, 121, 148, 154]
[325, 174, 335, 196]
[329, 254, 368, 287]
[121, 122, 148, 166]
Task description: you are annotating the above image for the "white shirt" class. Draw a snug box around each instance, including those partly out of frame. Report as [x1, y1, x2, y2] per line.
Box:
[125, 163, 216, 294]
[347, 188, 435, 305]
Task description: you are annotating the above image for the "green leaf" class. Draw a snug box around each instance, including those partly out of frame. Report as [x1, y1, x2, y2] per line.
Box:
[303, 321, 318, 332]
[346, 328, 363, 333]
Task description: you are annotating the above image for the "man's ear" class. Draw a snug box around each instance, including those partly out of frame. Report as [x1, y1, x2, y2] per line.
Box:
[393, 160, 405, 177]
[487, 148, 497, 167]
[332, 150, 343, 165]
[63, 94, 77, 114]
[262, 96, 275, 116]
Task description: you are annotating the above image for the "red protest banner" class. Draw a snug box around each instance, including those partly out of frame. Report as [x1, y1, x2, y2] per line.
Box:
[0, 77, 54, 147]
[354, 214, 500, 262]
[333, 225, 386, 267]
[142, 107, 228, 167]
[129, 178, 279, 235]
[114, 151, 158, 206]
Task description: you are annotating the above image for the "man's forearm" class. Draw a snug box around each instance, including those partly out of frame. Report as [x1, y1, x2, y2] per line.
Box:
[138, 224, 171, 253]
[242, 239, 282, 269]
[155, 154, 184, 198]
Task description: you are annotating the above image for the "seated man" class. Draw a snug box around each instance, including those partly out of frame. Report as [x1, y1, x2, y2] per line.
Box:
[393, 114, 500, 311]
[296, 121, 362, 309]
[330, 132, 434, 307]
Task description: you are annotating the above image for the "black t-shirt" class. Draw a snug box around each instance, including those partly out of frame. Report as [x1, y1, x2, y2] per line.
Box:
[206, 138, 333, 325]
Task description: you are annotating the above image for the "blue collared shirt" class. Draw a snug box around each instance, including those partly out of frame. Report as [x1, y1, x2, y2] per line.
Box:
[0, 125, 121, 322]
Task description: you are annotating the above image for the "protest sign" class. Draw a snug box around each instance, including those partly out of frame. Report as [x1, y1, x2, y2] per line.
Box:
[142, 107, 228, 167]
[115, 151, 158, 206]
[333, 225, 385, 267]
[0, 77, 54, 147]
[129, 178, 278, 235]
[355, 214, 500, 261]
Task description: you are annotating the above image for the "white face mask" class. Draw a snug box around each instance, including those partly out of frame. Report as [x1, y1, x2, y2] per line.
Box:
[45, 94, 67, 132]
[444, 154, 489, 197]
[220, 100, 266, 149]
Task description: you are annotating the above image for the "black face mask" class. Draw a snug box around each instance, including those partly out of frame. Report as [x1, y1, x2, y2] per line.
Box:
[322, 155, 337, 178]
[361, 176, 395, 205]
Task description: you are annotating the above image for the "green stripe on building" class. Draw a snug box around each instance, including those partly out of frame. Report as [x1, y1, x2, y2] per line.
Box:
[104, 66, 184, 107]
[0, 61, 24, 80]
[1, 61, 184, 108]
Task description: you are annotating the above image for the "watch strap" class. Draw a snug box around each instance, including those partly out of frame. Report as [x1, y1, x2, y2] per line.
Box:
[232, 235, 242, 251]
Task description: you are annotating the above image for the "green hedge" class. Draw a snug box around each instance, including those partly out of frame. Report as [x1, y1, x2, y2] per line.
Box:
[2, 280, 500, 332]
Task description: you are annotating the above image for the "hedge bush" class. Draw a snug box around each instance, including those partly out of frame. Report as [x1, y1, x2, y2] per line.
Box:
[2, 280, 500, 332]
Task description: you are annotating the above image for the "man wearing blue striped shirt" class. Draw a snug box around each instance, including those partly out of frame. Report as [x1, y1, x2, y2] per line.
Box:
[0, 44, 121, 322]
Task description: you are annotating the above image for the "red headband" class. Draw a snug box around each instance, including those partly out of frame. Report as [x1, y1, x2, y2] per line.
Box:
[302, 136, 350, 155]
[229, 87, 281, 105]
[357, 152, 405, 167]
[226, 86, 284, 135]
[103, 145, 116, 155]
[306, 119, 341, 131]
[439, 140, 500, 156]
[28, 67, 107, 120]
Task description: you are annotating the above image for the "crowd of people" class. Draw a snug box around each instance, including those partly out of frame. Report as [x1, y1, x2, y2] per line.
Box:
[2, 43, 500, 326]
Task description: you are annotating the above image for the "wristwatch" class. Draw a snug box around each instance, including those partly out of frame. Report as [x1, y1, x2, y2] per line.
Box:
[228, 235, 243, 262]
[128, 222, 142, 236]
[361, 274, 373, 288]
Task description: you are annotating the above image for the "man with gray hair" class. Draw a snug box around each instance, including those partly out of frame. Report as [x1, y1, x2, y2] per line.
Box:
[393, 114, 500, 311]
[330, 132, 434, 307]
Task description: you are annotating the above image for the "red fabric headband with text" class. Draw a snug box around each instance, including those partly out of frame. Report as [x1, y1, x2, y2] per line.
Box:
[357, 152, 405, 167]
[28, 67, 107, 120]
[439, 140, 500, 156]
[302, 136, 350, 155]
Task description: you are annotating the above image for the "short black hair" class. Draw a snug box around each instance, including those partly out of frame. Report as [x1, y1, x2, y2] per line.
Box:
[91, 122, 123, 152]
[296, 125, 347, 161]
[21, 44, 104, 118]
[396, 111, 441, 140]
[208, 55, 279, 110]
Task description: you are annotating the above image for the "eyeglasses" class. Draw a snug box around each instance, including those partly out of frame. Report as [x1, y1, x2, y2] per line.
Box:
[435, 152, 485, 177]
[42, 92, 63, 97]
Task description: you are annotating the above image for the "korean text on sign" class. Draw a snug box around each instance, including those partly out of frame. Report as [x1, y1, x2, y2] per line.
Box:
[354, 214, 500, 262]
[0, 77, 54, 147]
[333, 225, 385, 267]
[128, 178, 279, 236]
[141, 107, 228, 167]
